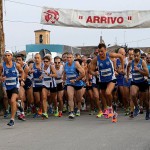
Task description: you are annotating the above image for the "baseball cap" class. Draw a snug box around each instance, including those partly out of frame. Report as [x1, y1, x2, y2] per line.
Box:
[4, 50, 13, 55]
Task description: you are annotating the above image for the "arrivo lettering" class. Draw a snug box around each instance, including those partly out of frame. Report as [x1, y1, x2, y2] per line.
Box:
[86, 16, 124, 24]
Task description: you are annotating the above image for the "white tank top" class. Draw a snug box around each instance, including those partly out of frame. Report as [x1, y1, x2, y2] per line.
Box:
[124, 57, 132, 79]
[55, 65, 64, 84]
[42, 66, 52, 88]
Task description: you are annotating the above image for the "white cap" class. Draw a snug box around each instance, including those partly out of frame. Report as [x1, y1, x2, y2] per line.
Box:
[4, 50, 13, 55]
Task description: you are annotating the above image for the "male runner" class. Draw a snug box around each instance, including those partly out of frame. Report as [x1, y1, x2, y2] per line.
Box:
[90, 43, 124, 123]
[0, 50, 24, 126]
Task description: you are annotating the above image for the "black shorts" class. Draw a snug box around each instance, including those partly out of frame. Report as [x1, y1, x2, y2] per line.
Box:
[33, 87, 42, 92]
[92, 83, 99, 89]
[24, 78, 32, 90]
[131, 81, 148, 92]
[67, 85, 83, 91]
[6, 88, 19, 99]
[98, 79, 116, 90]
[86, 86, 93, 91]
[42, 86, 50, 90]
[50, 87, 57, 93]
[64, 85, 67, 91]
[57, 83, 64, 92]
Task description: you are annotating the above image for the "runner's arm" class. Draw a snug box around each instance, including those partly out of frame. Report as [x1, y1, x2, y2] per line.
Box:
[16, 63, 24, 81]
[62, 71, 66, 83]
[75, 61, 85, 81]
[89, 57, 97, 76]
[138, 61, 149, 77]
[109, 53, 124, 71]
[50, 65, 57, 78]
[127, 61, 131, 79]
[24, 65, 29, 80]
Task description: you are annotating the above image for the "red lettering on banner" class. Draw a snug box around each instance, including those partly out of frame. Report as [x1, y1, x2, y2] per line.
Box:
[107, 17, 110, 24]
[117, 17, 124, 24]
[101, 16, 107, 23]
[86, 16, 124, 24]
[93, 16, 100, 23]
[86, 16, 93, 23]
[110, 17, 116, 24]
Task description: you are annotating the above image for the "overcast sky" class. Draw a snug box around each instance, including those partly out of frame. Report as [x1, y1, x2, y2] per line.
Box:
[3, 0, 150, 52]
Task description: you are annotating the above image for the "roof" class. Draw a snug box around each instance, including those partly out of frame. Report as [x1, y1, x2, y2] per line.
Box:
[26, 44, 81, 54]
[34, 29, 50, 32]
[17, 50, 26, 56]
[78, 46, 97, 56]
[79, 45, 150, 57]
[107, 45, 121, 53]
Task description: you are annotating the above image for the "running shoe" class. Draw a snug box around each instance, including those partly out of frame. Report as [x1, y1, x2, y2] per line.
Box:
[74, 107, 78, 114]
[7, 119, 14, 127]
[38, 108, 42, 115]
[112, 112, 118, 123]
[125, 108, 130, 116]
[134, 106, 140, 117]
[48, 106, 53, 114]
[140, 107, 144, 114]
[18, 114, 26, 121]
[103, 109, 109, 119]
[108, 108, 114, 118]
[58, 111, 63, 117]
[145, 111, 150, 120]
[129, 112, 134, 118]
[76, 110, 80, 117]
[33, 113, 39, 118]
[4, 110, 9, 119]
[54, 110, 59, 117]
[96, 111, 103, 118]
[68, 112, 75, 119]
[103, 109, 108, 115]
[26, 108, 32, 116]
[42, 113, 48, 119]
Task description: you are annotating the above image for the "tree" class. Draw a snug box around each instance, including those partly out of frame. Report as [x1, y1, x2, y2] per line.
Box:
[0, 0, 5, 63]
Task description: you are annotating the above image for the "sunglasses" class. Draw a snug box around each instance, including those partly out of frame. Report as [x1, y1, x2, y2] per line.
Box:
[54, 62, 60, 64]
[44, 60, 49, 63]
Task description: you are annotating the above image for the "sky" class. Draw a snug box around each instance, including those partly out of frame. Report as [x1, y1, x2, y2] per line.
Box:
[3, 0, 150, 52]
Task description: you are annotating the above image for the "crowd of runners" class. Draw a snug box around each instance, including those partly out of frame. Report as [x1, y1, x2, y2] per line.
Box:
[0, 43, 150, 127]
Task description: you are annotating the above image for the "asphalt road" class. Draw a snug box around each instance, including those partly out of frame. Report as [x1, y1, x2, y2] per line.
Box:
[0, 112, 150, 150]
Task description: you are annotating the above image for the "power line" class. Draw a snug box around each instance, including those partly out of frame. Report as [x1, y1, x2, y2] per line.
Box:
[4, 19, 40, 24]
[5, 0, 42, 8]
[117, 37, 150, 45]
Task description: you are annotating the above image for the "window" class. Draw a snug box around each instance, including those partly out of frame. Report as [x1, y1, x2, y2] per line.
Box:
[39, 34, 43, 44]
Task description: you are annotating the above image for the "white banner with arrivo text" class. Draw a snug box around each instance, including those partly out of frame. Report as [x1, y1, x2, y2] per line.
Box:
[41, 7, 150, 29]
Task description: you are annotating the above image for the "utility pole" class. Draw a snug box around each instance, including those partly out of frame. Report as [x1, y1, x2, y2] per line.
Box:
[0, 0, 5, 62]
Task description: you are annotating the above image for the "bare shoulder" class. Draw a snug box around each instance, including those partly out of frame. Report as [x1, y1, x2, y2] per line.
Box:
[142, 59, 147, 66]
[109, 52, 119, 57]
[75, 61, 80, 66]
[91, 57, 97, 64]
[16, 63, 21, 67]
